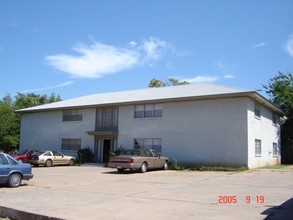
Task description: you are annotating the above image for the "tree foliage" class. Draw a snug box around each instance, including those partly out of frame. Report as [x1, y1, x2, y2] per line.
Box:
[263, 72, 293, 117]
[263, 71, 293, 164]
[0, 93, 61, 153]
[148, 78, 190, 87]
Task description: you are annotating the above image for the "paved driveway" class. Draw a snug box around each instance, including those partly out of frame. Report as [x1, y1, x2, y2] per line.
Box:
[1, 165, 293, 220]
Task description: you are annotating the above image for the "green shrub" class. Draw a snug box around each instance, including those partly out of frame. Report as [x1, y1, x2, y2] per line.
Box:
[190, 165, 249, 172]
[77, 148, 94, 163]
[169, 161, 248, 172]
[169, 161, 187, 170]
[107, 148, 123, 157]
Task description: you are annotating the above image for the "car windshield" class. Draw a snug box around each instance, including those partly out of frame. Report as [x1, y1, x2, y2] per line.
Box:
[120, 150, 141, 156]
[16, 149, 29, 155]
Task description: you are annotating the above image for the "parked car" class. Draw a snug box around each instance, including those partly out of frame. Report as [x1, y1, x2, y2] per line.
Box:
[0, 152, 34, 187]
[108, 149, 169, 173]
[13, 149, 39, 163]
[28, 150, 76, 167]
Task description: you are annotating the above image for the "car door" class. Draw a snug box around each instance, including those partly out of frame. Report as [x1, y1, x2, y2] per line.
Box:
[0, 154, 10, 183]
[144, 150, 155, 168]
[151, 150, 164, 168]
[52, 151, 64, 165]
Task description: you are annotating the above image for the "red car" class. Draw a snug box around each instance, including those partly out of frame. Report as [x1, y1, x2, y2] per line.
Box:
[13, 149, 39, 163]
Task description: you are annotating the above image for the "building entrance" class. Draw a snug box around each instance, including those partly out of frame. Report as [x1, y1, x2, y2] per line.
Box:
[94, 137, 117, 163]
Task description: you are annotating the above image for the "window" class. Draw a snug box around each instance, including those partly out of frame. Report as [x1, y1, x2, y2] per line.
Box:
[255, 139, 262, 156]
[273, 143, 278, 157]
[96, 107, 118, 129]
[62, 138, 81, 151]
[53, 151, 63, 156]
[272, 113, 277, 125]
[254, 103, 261, 118]
[134, 138, 162, 153]
[7, 156, 18, 165]
[153, 104, 163, 117]
[102, 109, 113, 128]
[63, 109, 83, 121]
[44, 152, 52, 156]
[134, 104, 162, 118]
[145, 150, 153, 157]
[0, 154, 8, 165]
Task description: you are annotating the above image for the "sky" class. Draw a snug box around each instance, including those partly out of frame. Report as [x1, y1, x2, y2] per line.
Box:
[1, 0, 293, 100]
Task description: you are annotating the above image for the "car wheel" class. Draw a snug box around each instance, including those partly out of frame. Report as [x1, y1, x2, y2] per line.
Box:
[45, 159, 53, 167]
[117, 168, 124, 173]
[68, 159, 75, 166]
[163, 161, 169, 170]
[8, 173, 22, 187]
[140, 162, 147, 173]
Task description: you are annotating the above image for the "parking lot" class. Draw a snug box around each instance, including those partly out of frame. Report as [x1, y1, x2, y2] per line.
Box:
[1, 165, 293, 220]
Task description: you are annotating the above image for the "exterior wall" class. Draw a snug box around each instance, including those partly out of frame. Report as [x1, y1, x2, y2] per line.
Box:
[118, 97, 249, 167]
[19, 109, 96, 157]
[247, 99, 281, 168]
[19, 96, 281, 168]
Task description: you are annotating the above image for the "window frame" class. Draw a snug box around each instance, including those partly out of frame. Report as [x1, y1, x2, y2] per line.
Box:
[254, 103, 261, 119]
[273, 143, 278, 157]
[134, 104, 162, 119]
[61, 138, 81, 151]
[255, 139, 262, 156]
[63, 109, 83, 122]
[272, 113, 277, 125]
[134, 138, 162, 153]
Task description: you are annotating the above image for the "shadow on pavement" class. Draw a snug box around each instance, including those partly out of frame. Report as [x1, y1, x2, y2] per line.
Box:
[0, 206, 63, 220]
[262, 198, 293, 220]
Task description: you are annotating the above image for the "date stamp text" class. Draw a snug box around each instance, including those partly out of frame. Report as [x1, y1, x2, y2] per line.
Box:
[218, 195, 265, 204]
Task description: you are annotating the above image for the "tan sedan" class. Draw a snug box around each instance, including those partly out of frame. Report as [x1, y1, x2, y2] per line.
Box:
[28, 151, 75, 167]
[108, 149, 169, 173]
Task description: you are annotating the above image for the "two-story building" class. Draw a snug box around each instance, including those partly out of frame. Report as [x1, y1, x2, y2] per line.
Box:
[17, 83, 283, 168]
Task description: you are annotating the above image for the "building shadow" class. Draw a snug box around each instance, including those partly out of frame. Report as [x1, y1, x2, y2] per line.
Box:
[262, 198, 293, 220]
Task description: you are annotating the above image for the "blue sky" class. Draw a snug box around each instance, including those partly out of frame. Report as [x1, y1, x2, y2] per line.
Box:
[1, 0, 293, 100]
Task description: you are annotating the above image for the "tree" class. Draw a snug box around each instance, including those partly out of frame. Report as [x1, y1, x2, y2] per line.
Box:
[0, 93, 61, 153]
[263, 71, 293, 164]
[148, 77, 190, 87]
[0, 98, 19, 152]
[14, 93, 61, 110]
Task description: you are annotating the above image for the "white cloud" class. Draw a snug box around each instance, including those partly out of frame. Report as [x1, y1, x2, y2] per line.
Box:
[284, 35, 293, 58]
[179, 75, 219, 83]
[250, 42, 266, 50]
[128, 41, 137, 47]
[139, 37, 174, 62]
[224, 74, 235, 79]
[46, 37, 172, 78]
[20, 81, 74, 93]
[213, 58, 236, 79]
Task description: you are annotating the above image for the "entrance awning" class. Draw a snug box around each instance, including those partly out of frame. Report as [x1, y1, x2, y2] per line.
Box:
[87, 130, 118, 136]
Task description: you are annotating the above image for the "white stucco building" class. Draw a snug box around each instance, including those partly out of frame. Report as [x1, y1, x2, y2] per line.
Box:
[17, 84, 283, 168]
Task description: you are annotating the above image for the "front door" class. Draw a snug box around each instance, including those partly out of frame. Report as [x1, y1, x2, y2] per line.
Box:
[103, 139, 111, 163]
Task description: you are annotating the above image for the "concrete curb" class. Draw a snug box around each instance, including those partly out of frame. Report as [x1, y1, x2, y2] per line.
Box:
[0, 206, 63, 220]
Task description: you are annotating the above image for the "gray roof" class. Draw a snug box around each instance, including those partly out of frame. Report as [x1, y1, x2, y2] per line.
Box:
[16, 83, 284, 115]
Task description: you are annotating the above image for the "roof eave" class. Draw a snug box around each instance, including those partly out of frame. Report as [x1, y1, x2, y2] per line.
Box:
[15, 90, 284, 116]
[15, 91, 251, 114]
[248, 92, 285, 116]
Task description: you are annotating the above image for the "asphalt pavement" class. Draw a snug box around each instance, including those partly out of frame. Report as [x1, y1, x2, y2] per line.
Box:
[0, 164, 293, 220]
